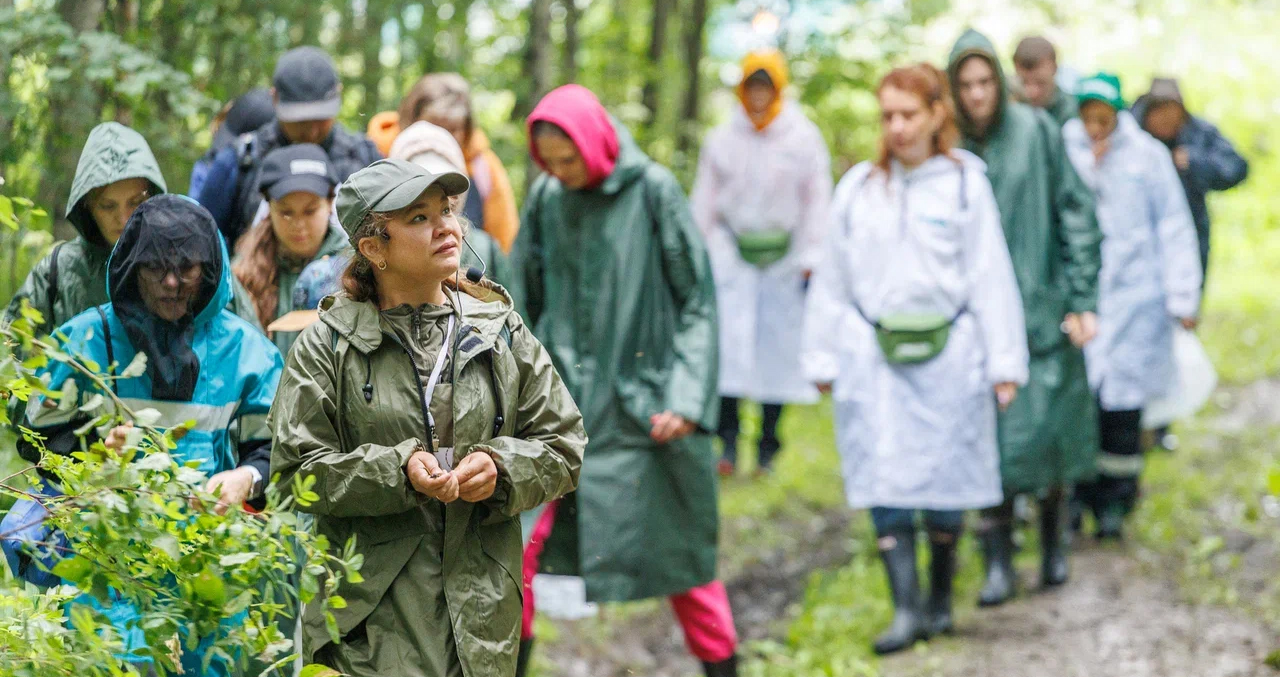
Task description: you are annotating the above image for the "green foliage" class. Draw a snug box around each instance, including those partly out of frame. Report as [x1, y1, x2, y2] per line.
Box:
[0, 304, 359, 676]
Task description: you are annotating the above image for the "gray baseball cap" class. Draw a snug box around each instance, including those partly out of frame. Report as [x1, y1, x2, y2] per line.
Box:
[273, 47, 342, 122]
[335, 159, 470, 240]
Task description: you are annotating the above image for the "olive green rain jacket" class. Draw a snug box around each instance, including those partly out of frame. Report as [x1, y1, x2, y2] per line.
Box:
[268, 279, 584, 677]
[948, 29, 1104, 492]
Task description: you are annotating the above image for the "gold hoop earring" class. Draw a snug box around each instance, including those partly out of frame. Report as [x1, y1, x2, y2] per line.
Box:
[376, 260, 387, 271]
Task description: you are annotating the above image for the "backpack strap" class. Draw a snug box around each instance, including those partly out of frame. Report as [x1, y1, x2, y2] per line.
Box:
[93, 306, 117, 394]
[45, 242, 65, 325]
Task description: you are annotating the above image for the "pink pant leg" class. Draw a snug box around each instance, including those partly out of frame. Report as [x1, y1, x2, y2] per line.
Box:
[670, 580, 738, 663]
[521, 500, 560, 640]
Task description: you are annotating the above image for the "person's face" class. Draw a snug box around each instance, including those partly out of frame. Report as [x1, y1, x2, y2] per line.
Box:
[1015, 60, 1057, 109]
[88, 178, 151, 245]
[1144, 101, 1186, 143]
[880, 86, 942, 167]
[358, 185, 461, 286]
[137, 262, 204, 322]
[1080, 101, 1119, 144]
[269, 192, 332, 259]
[957, 56, 1000, 129]
[744, 81, 777, 116]
[425, 114, 470, 152]
[534, 135, 590, 190]
[279, 119, 335, 145]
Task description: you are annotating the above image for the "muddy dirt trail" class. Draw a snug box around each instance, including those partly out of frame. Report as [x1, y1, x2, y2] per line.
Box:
[888, 544, 1274, 677]
[537, 381, 1280, 677]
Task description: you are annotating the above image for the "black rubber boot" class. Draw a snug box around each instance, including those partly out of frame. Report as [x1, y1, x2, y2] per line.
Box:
[873, 530, 927, 655]
[1041, 488, 1070, 588]
[702, 654, 739, 677]
[926, 530, 957, 636]
[515, 638, 534, 677]
[978, 518, 1016, 607]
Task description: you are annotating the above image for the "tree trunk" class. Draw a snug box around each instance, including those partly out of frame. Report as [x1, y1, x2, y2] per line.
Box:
[361, 1, 387, 113]
[677, 0, 709, 158]
[641, 0, 674, 128]
[45, 0, 107, 241]
[561, 0, 579, 84]
[515, 0, 553, 120]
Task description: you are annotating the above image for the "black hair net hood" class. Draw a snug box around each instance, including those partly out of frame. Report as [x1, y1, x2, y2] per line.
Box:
[107, 194, 230, 401]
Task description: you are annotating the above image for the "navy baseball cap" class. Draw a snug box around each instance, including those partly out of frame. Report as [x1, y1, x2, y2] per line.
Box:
[258, 144, 339, 202]
[273, 47, 342, 123]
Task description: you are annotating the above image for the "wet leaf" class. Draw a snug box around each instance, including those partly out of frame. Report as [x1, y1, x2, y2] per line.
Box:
[219, 553, 258, 567]
[120, 352, 148, 379]
[192, 568, 226, 605]
[51, 556, 93, 585]
[134, 408, 162, 427]
[300, 665, 343, 677]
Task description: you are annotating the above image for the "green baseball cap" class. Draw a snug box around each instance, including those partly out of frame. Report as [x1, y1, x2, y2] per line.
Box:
[1076, 72, 1125, 112]
[335, 158, 470, 241]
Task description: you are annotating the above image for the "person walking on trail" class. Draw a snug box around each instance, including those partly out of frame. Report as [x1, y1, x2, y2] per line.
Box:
[190, 88, 275, 198]
[947, 28, 1104, 607]
[1, 195, 283, 676]
[231, 144, 349, 356]
[512, 84, 739, 677]
[195, 46, 382, 249]
[4, 122, 262, 336]
[802, 63, 1028, 655]
[389, 120, 517, 299]
[1013, 36, 1078, 126]
[368, 73, 521, 253]
[691, 49, 832, 477]
[1132, 77, 1248, 286]
[268, 159, 585, 677]
[1064, 74, 1202, 538]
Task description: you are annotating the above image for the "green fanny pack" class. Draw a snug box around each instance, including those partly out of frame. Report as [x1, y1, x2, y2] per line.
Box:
[733, 228, 792, 268]
[853, 307, 968, 365]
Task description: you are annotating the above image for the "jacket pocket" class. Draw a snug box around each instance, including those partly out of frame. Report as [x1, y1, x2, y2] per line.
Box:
[1025, 287, 1067, 355]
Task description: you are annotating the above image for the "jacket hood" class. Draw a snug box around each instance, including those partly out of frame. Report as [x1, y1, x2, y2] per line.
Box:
[738, 49, 789, 132]
[107, 195, 231, 400]
[67, 122, 168, 247]
[594, 118, 651, 196]
[527, 85, 620, 190]
[947, 29, 1009, 141]
[319, 277, 515, 355]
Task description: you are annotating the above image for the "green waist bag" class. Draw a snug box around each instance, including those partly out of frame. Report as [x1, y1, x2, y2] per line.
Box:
[870, 310, 966, 365]
[734, 228, 792, 268]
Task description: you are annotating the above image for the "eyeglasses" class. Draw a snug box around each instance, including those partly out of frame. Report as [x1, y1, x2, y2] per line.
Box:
[138, 264, 202, 286]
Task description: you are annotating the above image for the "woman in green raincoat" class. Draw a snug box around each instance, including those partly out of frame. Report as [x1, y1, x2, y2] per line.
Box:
[512, 84, 740, 677]
[947, 29, 1103, 606]
[269, 158, 585, 677]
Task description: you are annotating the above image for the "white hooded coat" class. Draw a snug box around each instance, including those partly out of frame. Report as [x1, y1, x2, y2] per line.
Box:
[1064, 111, 1202, 412]
[801, 152, 1028, 510]
[691, 103, 833, 404]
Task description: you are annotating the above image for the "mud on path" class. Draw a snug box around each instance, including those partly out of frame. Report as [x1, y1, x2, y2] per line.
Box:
[538, 503, 854, 677]
[888, 544, 1274, 677]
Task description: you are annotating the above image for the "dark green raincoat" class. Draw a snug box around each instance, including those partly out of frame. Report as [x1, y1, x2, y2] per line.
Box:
[268, 280, 584, 677]
[1041, 87, 1079, 127]
[948, 30, 1103, 493]
[513, 121, 721, 602]
[4, 122, 263, 334]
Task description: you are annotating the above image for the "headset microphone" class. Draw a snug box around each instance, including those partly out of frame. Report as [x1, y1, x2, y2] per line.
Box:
[461, 236, 488, 284]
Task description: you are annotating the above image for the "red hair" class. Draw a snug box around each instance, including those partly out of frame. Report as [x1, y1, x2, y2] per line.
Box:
[875, 63, 959, 174]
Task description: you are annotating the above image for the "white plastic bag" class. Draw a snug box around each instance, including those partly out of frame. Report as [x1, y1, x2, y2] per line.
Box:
[1142, 326, 1218, 430]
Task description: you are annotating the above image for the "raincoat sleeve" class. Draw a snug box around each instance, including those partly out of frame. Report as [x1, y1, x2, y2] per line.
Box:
[233, 334, 283, 483]
[1149, 146, 1204, 319]
[689, 136, 721, 239]
[21, 321, 106, 454]
[1187, 122, 1248, 193]
[268, 326, 428, 517]
[3, 253, 54, 334]
[964, 171, 1029, 386]
[800, 171, 859, 384]
[194, 147, 240, 239]
[1044, 117, 1103, 315]
[512, 176, 550, 328]
[649, 169, 720, 431]
[478, 316, 585, 518]
[797, 130, 834, 271]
